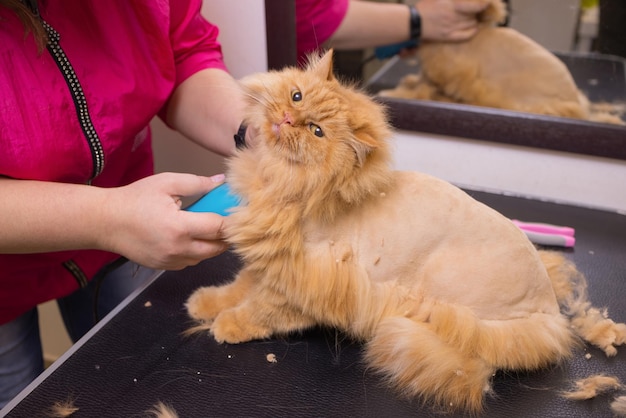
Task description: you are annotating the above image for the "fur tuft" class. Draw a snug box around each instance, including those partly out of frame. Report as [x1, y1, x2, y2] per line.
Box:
[562, 375, 623, 400]
[146, 402, 179, 418]
[46, 399, 79, 418]
[612, 395, 626, 417]
[539, 251, 626, 356]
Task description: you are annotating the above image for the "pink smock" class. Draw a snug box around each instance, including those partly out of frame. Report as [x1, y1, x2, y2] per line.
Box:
[0, 0, 227, 324]
[296, 0, 349, 64]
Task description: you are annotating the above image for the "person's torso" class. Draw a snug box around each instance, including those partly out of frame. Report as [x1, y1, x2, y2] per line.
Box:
[0, 0, 179, 186]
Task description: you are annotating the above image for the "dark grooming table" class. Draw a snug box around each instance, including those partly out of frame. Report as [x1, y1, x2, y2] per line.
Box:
[3, 191, 625, 418]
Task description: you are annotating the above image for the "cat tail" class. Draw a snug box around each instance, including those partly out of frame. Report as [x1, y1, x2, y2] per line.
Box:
[539, 250, 626, 357]
[364, 316, 494, 414]
[577, 91, 625, 125]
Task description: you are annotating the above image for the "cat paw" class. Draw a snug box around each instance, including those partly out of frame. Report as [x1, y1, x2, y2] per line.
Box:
[211, 310, 272, 344]
[186, 286, 222, 321]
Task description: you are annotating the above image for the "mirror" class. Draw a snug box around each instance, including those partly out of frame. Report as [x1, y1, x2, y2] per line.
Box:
[264, 0, 626, 161]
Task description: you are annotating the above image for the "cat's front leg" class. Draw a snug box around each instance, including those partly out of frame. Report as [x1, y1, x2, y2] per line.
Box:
[210, 293, 317, 344]
[186, 269, 256, 322]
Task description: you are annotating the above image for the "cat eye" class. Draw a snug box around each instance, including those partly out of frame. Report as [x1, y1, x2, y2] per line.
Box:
[291, 90, 302, 102]
[309, 123, 324, 138]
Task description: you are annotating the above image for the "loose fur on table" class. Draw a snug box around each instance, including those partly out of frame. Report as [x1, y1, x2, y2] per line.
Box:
[186, 50, 626, 414]
[563, 375, 623, 400]
[146, 401, 179, 418]
[613, 396, 626, 416]
[44, 397, 78, 417]
[378, 0, 625, 125]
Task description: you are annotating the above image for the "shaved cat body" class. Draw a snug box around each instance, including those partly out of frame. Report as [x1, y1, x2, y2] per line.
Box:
[186, 50, 626, 413]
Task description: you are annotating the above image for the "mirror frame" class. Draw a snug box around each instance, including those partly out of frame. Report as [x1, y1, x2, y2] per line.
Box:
[381, 98, 626, 160]
[264, 0, 626, 161]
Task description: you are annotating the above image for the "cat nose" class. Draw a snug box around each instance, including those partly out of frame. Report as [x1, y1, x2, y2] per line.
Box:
[281, 112, 293, 125]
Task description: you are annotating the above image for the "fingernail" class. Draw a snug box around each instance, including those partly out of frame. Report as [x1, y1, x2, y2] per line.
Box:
[210, 173, 226, 183]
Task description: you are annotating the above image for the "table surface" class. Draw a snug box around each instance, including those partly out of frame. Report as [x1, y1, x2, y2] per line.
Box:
[3, 190, 626, 418]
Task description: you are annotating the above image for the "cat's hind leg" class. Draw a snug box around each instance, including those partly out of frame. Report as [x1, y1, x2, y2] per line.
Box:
[364, 316, 494, 414]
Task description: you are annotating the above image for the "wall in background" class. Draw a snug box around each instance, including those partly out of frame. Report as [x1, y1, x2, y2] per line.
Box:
[393, 130, 626, 214]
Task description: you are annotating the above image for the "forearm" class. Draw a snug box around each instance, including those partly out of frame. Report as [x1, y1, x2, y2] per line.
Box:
[325, 0, 488, 51]
[0, 173, 230, 270]
[0, 177, 109, 254]
[164, 68, 247, 157]
[325, 1, 411, 50]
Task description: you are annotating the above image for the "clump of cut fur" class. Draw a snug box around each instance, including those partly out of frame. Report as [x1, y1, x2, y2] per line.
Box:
[46, 398, 79, 417]
[612, 396, 626, 417]
[563, 375, 623, 400]
[186, 49, 626, 414]
[146, 401, 179, 418]
[379, 0, 624, 125]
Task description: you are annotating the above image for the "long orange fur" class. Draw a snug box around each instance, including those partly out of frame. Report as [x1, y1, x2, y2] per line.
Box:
[186, 50, 626, 414]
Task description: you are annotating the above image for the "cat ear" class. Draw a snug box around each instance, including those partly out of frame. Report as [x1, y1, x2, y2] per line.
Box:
[478, 0, 507, 25]
[314, 49, 335, 82]
[348, 130, 379, 167]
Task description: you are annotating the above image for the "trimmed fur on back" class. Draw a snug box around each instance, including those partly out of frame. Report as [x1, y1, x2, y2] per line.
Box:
[379, 0, 624, 124]
[186, 50, 626, 414]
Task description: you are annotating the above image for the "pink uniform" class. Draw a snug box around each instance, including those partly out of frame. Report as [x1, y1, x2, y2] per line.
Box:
[0, 0, 227, 324]
[296, 0, 349, 63]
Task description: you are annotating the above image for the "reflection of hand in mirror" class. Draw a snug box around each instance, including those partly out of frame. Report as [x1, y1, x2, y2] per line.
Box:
[417, 0, 489, 42]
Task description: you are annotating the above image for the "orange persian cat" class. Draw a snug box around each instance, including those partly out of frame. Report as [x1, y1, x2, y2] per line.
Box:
[186, 50, 626, 413]
[378, 0, 624, 124]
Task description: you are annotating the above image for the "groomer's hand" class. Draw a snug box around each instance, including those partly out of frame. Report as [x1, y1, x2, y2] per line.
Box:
[100, 172, 229, 270]
[416, 0, 489, 42]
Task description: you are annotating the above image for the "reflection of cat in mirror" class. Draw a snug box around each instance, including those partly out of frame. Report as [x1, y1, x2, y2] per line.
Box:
[186, 50, 626, 414]
[379, 0, 624, 125]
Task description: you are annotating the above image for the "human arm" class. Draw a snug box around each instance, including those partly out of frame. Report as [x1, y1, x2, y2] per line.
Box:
[417, 0, 490, 42]
[324, 0, 489, 50]
[158, 0, 250, 156]
[0, 173, 228, 270]
[164, 67, 248, 156]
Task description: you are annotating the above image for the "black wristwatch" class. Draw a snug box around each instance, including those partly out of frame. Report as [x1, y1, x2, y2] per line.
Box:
[408, 5, 422, 42]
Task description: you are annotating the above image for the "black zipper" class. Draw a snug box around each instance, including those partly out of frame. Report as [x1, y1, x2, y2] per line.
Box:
[23, 3, 105, 182]
[24, 1, 104, 287]
[41, 20, 105, 182]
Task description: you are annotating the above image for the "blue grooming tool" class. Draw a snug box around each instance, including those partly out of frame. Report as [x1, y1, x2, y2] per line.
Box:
[185, 183, 241, 216]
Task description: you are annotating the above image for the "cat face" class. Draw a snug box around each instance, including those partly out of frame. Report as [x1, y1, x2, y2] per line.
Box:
[240, 50, 390, 171]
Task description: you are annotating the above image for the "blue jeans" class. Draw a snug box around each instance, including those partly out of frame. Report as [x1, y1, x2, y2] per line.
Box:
[0, 260, 155, 408]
